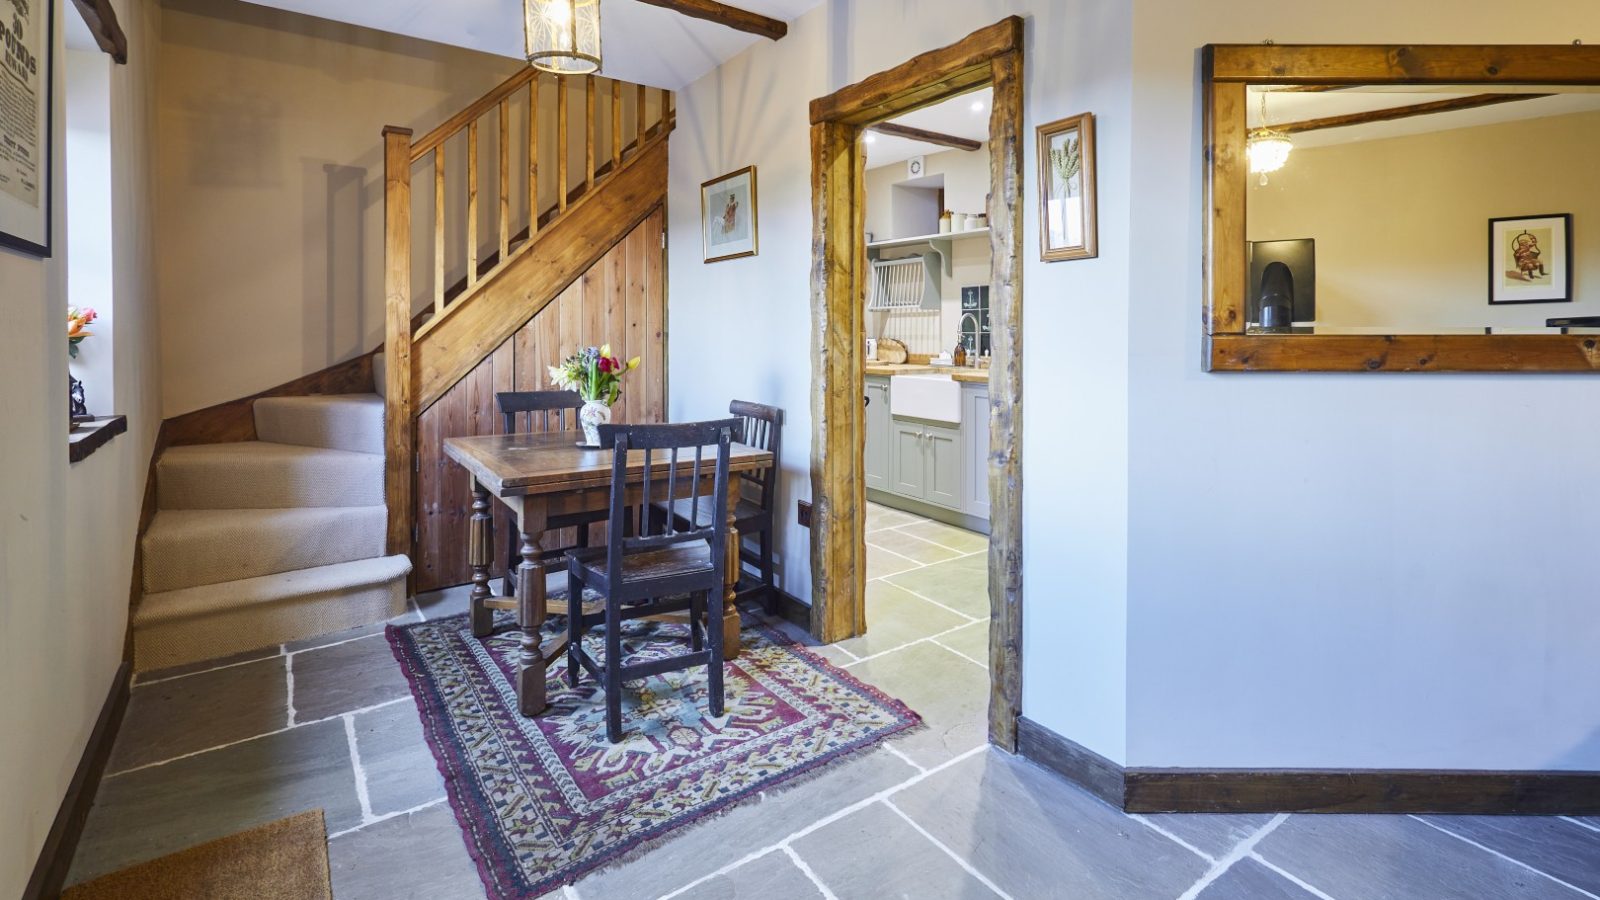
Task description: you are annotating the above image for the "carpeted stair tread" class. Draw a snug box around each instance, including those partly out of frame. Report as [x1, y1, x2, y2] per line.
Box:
[142, 506, 388, 594]
[158, 441, 384, 510]
[254, 393, 384, 454]
[137, 555, 412, 626]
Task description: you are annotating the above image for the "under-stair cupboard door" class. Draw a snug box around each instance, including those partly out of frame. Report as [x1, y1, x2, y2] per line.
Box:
[413, 209, 667, 593]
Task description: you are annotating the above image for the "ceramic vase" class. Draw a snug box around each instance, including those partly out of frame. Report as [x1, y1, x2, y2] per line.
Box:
[580, 399, 612, 446]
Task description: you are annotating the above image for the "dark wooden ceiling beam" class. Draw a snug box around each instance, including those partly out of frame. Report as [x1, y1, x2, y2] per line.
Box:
[1277, 92, 1552, 134]
[868, 122, 981, 151]
[633, 0, 787, 41]
[71, 0, 127, 64]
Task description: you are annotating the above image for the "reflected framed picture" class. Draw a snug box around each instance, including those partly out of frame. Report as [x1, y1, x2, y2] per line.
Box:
[0, 0, 54, 257]
[701, 166, 758, 264]
[1489, 214, 1571, 305]
[1037, 112, 1097, 262]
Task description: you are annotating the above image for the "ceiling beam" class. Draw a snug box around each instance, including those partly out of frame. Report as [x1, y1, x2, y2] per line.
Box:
[1277, 93, 1552, 134]
[633, 0, 788, 41]
[869, 122, 982, 152]
[71, 0, 128, 64]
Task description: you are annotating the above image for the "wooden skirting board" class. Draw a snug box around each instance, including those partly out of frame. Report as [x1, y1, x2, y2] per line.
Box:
[1017, 716, 1600, 814]
[22, 662, 132, 900]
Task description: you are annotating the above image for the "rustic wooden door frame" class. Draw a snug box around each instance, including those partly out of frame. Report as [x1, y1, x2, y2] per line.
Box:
[808, 16, 1025, 750]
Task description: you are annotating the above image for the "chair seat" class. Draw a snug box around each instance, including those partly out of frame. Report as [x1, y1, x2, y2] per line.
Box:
[655, 496, 767, 531]
[569, 542, 716, 586]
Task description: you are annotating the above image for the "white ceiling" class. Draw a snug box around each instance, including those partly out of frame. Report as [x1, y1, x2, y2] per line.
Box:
[1250, 85, 1600, 148]
[864, 87, 992, 170]
[237, 0, 822, 89]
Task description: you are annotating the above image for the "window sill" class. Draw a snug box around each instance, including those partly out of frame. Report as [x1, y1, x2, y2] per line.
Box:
[69, 415, 127, 464]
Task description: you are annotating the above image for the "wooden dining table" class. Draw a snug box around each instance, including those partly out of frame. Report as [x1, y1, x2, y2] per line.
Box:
[442, 431, 775, 717]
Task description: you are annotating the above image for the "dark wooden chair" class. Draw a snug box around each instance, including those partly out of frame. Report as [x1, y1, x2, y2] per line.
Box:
[566, 419, 739, 744]
[496, 391, 606, 596]
[656, 400, 782, 612]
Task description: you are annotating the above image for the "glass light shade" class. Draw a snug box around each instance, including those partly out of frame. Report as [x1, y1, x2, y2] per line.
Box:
[1247, 128, 1293, 175]
[525, 0, 602, 75]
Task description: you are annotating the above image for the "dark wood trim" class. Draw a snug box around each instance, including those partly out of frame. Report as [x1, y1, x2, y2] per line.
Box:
[1207, 43, 1600, 85]
[1125, 769, 1600, 815]
[67, 415, 127, 464]
[1016, 717, 1126, 808]
[162, 350, 379, 449]
[1278, 93, 1551, 135]
[809, 17, 1023, 126]
[869, 122, 982, 152]
[1208, 333, 1600, 372]
[21, 662, 132, 900]
[70, 0, 127, 63]
[809, 18, 1025, 752]
[633, 0, 787, 41]
[1018, 715, 1600, 814]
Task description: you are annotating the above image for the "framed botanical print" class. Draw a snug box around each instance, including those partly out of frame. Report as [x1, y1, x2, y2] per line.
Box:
[1488, 214, 1572, 305]
[1037, 112, 1097, 262]
[701, 166, 758, 263]
[0, 0, 53, 257]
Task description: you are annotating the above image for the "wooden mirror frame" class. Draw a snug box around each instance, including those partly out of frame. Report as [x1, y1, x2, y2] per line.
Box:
[1202, 43, 1600, 373]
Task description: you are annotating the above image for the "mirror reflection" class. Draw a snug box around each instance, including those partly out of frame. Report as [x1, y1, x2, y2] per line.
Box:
[1243, 84, 1600, 335]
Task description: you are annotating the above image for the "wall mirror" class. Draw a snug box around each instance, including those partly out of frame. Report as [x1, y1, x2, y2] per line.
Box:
[1203, 44, 1600, 372]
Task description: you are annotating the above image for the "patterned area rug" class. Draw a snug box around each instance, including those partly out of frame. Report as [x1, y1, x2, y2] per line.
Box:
[387, 605, 920, 899]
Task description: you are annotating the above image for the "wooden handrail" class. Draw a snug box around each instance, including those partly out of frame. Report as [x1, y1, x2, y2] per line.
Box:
[383, 66, 674, 567]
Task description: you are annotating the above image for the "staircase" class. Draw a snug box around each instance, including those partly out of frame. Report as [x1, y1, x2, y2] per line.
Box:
[134, 390, 411, 671]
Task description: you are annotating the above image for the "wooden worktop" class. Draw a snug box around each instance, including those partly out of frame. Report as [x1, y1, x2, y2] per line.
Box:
[864, 362, 991, 384]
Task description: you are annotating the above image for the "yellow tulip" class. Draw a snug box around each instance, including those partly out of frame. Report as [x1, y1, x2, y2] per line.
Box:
[627, 357, 640, 370]
[600, 343, 612, 358]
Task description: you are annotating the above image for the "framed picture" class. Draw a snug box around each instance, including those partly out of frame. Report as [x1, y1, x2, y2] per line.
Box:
[0, 0, 54, 257]
[701, 166, 758, 264]
[1037, 112, 1097, 262]
[1489, 214, 1572, 305]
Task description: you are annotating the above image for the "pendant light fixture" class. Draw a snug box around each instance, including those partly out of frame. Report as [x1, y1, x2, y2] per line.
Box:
[1247, 91, 1293, 185]
[525, 0, 602, 75]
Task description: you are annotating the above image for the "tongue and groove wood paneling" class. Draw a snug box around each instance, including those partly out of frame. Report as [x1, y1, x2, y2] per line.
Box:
[414, 208, 666, 592]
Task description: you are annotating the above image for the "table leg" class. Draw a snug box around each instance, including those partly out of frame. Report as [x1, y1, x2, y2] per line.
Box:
[516, 526, 550, 717]
[468, 481, 494, 638]
[723, 479, 743, 661]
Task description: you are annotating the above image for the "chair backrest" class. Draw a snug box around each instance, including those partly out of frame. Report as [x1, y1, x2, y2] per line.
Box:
[598, 419, 741, 583]
[497, 390, 582, 435]
[729, 400, 782, 512]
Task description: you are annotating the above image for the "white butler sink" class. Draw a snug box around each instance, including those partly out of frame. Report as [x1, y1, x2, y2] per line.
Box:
[890, 374, 961, 424]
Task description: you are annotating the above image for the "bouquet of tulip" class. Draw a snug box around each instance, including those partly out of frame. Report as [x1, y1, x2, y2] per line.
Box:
[548, 344, 640, 404]
[68, 307, 98, 358]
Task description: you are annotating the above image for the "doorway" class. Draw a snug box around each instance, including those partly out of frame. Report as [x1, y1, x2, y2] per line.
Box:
[807, 18, 1025, 750]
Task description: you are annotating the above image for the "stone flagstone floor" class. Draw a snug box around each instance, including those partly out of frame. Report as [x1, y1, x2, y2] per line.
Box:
[66, 501, 1600, 898]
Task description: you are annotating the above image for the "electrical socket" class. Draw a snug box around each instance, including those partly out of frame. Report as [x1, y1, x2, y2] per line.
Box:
[798, 500, 812, 528]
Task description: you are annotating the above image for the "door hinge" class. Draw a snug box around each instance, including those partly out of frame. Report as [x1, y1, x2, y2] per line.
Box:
[661, 230, 667, 250]
[412, 524, 419, 546]
[415, 454, 421, 473]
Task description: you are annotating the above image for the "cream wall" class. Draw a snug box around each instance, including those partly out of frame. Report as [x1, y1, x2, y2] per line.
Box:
[1, 0, 163, 893]
[1249, 109, 1600, 329]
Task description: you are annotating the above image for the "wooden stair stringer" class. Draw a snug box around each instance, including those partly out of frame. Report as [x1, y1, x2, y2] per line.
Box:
[411, 136, 670, 413]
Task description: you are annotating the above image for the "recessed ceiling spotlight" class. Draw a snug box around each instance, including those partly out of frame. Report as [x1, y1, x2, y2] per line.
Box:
[971, 100, 986, 112]
[864, 133, 877, 144]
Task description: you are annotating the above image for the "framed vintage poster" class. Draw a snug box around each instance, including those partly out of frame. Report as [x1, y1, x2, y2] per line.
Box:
[0, 0, 53, 257]
[1037, 112, 1097, 262]
[701, 166, 758, 263]
[1488, 214, 1572, 305]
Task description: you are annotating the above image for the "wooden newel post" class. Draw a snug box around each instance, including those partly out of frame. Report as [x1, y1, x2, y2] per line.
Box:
[382, 125, 415, 566]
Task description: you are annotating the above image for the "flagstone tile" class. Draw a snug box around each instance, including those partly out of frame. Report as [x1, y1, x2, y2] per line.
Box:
[1420, 816, 1600, 895]
[893, 750, 1208, 899]
[791, 801, 1001, 899]
[932, 621, 989, 666]
[866, 544, 922, 580]
[834, 582, 969, 660]
[68, 719, 361, 887]
[866, 504, 923, 532]
[1255, 814, 1590, 900]
[675, 849, 825, 900]
[1141, 812, 1277, 861]
[866, 528, 961, 565]
[108, 655, 289, 773]
[1195, 858, 1322, 899]
[134, 645, 282, 685]
[290, 632, 412, 722]
[897, 520, 989, 555]
[328, 803, 486, 900]
[574, 747, 918, 900]
[351, 698, 445, 817]
[883, 554, 988, 619]
[845, 642, 988, 768]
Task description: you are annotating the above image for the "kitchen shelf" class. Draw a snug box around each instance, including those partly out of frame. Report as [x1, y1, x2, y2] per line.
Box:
[867, 228, 989, 278]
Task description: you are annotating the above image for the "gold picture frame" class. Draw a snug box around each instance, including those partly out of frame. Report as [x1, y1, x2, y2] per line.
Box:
[1037, 112, 1097, 262]
[701, 166, 759, 263]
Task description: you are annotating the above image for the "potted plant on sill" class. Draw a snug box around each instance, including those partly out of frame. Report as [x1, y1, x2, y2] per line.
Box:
[67, 306, 97, 427]
[549, 344, 640, 447]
